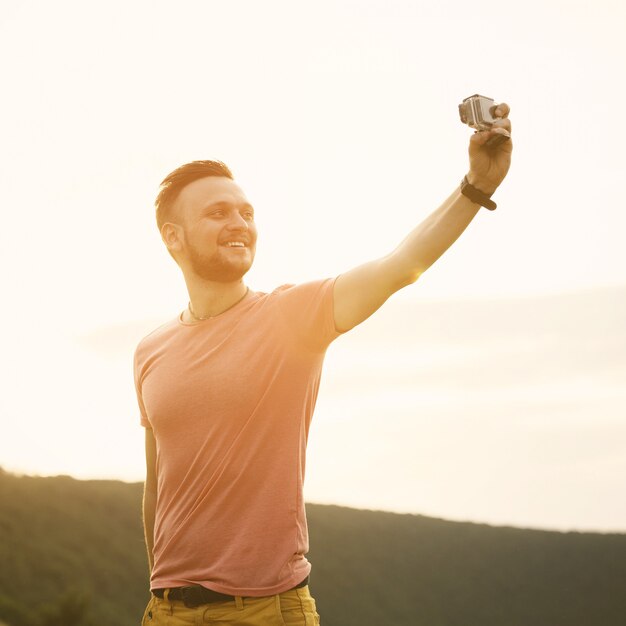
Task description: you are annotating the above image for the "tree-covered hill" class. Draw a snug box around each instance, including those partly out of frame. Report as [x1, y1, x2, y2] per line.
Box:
[1, 468, 625, 626]
[0, 469, 147, 626]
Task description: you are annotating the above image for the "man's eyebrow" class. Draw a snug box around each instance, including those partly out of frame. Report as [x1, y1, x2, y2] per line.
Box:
[201, 201, 229, 210]
[201, 201, 254, 211]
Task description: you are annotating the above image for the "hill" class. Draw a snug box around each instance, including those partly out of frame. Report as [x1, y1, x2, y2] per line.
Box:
[1, 469, 626, 625]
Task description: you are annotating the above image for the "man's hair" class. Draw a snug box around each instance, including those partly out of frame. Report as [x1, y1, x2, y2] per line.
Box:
[155, 160, 234, 231]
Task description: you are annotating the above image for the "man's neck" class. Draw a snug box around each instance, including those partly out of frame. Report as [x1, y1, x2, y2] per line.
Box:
[184, 279, 249, 321]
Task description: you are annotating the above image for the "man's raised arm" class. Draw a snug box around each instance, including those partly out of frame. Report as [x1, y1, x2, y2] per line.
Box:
[333, 102, 512, 333]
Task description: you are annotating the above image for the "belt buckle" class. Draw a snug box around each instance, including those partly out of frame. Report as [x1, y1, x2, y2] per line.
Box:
[180, 586, 205, 608]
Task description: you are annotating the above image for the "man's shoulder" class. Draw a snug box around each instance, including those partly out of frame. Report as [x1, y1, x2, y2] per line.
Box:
[268, 283, 296, 296]
[265, 278, 338, 321]
[134, 316, 179, 357]
[266, 278, 335, 299]
[252, 283, 303, 306]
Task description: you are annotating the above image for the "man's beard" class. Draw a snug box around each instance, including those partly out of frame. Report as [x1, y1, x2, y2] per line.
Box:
[187, 245, 254, 283]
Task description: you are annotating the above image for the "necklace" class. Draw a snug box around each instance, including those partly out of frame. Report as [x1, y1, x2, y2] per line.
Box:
[187, 287, 250, 321]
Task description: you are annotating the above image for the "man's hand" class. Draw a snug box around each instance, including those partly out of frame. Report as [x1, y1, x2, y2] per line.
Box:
[466, 102, 512, 196]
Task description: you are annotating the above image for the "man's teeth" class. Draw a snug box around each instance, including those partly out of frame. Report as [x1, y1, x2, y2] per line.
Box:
[225, 242, 245, 247]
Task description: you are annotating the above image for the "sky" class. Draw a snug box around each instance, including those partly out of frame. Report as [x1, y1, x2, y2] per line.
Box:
[1, 0, 625, 532]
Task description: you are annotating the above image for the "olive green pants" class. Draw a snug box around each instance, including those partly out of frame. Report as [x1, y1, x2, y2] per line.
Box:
[141, 585, 320, 625]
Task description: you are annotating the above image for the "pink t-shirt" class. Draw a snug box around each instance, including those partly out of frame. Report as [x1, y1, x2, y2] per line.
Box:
[133, 278, 343, 596]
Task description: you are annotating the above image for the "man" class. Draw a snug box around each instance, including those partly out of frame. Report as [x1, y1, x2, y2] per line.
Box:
[134, 103, 512, 625]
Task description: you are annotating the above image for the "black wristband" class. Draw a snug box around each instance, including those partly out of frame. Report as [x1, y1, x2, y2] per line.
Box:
[460, 176, 497, 211]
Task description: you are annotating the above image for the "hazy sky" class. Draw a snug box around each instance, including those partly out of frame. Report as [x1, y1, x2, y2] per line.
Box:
[1, 0, 625, 532]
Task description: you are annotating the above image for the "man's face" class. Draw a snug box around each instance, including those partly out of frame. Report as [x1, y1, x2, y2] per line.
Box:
[172, 176, 258, 283]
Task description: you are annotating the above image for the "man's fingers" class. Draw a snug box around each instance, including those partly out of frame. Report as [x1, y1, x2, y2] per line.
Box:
[494, 102, 510, 118]
[492, 117, 512, 134]
[470, 130, 492, 146]
[485, 132, 511, 148]
[471, 126, 511, 147]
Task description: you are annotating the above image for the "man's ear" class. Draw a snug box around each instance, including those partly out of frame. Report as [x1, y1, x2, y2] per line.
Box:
[161, 222, 183, 255]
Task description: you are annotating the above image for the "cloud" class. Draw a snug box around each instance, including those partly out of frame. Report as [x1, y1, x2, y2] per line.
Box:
[75, 319, 166, 360]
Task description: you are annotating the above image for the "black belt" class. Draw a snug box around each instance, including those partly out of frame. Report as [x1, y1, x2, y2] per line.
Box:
[152, 576, 309, 608]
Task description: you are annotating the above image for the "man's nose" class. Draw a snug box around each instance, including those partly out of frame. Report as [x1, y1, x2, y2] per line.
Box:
[226, 211, 249, 230]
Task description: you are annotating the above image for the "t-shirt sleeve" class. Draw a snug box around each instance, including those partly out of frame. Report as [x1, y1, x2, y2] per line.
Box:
[274, 277, 344, 352]
[133, 344, 152, 428]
